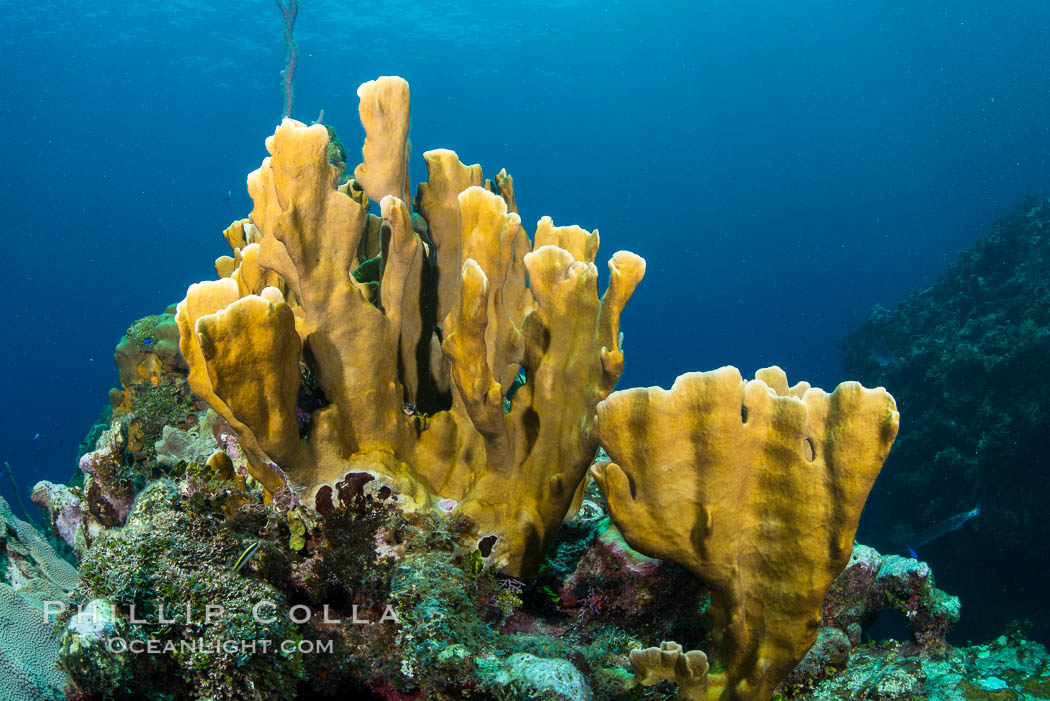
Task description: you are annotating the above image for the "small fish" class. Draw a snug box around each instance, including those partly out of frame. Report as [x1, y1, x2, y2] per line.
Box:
[142, 337, 153, 345]
[907, 546, 919, 559]
[32, 433, 39, 441]
[907, 506, 981, 553]
[232, 542, 261, 574]
[504, 368, 527, 402]
[225, 188, 232, 205]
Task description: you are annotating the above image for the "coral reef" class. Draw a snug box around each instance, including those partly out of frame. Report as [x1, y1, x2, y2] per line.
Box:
[167, 72, 920, 693]
[30, 336, 1050, 700]
[76, 419, 136, 530]
[166, 77, 910, 697]
[31, 481, 83, 555]
[24, 416, 1050, 701]
[785, 626, 1050, 700]
[175, 75, 644, 579]
[841, 197, 1050, 643]
[630, 641, 710, 700]
[60, 480, 307, 700]
[777, 543, 960, 695]
[110, 308, 202, 475]
[112, 307, 186, 404]
[31, 75, 1050, 701]
[0, 583, 66, 701]
[37, 307, 222, 559]
[1, 494, 77, 701]
[1, 493, 78, 599]
[49, 453, 708, 699]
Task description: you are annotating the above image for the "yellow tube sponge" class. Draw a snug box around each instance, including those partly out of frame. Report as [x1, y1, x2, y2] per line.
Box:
[176, 78, 646, 577]
[436, 233, 644, 575]
[592, 366, 899, 700]
[248, 119, 408, 452]
[193, 293, 301, 467]
[415, 149, 486, 356]
[354, 76, 411, 205]
[175, 283, 300, 495]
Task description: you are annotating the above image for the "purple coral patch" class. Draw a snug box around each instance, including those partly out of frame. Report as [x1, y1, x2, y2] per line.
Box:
[478, 535, 498, 557]
[315, 486, 334, 514]
[335, 472, 374, 508]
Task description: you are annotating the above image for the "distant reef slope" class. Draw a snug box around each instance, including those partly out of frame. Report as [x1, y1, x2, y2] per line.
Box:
[842, 197, 1050, 644]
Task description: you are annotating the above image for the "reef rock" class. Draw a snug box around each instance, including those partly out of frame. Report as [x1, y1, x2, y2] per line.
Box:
[779, 543, 961, 695]
[842, 197, 1050, 642]
[31, 480, 84, 556]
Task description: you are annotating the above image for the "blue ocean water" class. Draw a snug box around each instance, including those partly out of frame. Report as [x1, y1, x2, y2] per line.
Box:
[2, 0, 1048, 640]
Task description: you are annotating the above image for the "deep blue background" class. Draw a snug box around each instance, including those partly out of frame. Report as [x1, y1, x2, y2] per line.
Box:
[3, 0, 1049, 636]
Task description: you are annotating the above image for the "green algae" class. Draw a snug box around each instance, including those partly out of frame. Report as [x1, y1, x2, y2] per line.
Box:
[125, 314, 166, 345]
[64, 481, 306, 700]
[128, 378, 194, 447]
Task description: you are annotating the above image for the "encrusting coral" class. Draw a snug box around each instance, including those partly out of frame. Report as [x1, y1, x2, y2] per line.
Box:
[114, 308, 184, 383]
[111, 306, 187, 410]
[175, 75, 645, 578]
[593, 365, 899, 700]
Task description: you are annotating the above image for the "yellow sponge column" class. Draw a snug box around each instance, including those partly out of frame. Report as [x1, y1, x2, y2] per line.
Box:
[592, 366, 898, 700]
[354, 76, 411, 205]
